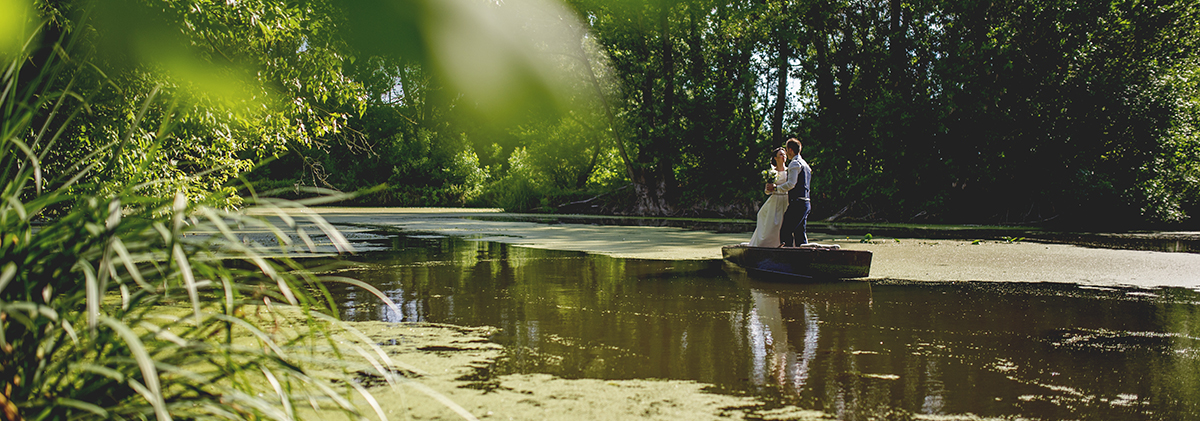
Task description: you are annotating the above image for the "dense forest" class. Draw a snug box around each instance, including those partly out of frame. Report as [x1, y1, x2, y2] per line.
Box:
[14, 0, 1200, 228]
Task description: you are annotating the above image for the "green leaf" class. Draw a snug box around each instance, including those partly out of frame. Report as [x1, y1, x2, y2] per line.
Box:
[98, 315, 171, 421]
[53, 398, 110, 417]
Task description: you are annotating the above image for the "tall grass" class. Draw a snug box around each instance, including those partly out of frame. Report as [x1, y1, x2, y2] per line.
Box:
[0, 14, 454, 421]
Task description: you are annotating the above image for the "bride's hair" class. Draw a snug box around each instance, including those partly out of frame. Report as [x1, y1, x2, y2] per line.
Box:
[769, 147, 785, 167]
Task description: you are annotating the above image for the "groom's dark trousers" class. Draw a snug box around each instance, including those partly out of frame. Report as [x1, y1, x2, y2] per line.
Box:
[780, 199, 810, 247]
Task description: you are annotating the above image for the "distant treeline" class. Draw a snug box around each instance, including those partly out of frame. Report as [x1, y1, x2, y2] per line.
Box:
[270, 0, 1200, 229]
[550, 0, 1200, 228]
[23, 0, 1200, 229]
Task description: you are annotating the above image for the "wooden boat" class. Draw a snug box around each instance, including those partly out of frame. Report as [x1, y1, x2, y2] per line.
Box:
[721, 243, 872, 279]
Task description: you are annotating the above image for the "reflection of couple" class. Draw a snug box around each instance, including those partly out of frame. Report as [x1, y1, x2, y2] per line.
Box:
[749, 288, 818, 395]
[748, 138, 811, 248]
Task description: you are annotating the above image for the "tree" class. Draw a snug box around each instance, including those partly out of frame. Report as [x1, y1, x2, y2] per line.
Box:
[776, 0, 1200, 225]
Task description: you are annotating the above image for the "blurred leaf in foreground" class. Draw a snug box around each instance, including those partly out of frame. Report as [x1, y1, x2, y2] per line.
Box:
[0, 0, 35, 57]
[339, 0, 591, 124]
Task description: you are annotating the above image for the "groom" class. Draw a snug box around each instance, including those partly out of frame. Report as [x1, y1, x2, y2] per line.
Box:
[776, 138, 811, 247]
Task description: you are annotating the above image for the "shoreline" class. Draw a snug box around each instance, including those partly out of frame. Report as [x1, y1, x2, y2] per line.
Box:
[245, 207, 1200, 290]
[247, 206, 1200, 253]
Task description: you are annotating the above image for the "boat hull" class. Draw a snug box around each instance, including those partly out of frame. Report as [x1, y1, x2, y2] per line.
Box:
[721, 244, 872, 279]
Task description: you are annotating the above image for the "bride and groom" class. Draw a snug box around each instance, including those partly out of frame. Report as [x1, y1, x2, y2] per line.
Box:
[748, 138, 811, 248]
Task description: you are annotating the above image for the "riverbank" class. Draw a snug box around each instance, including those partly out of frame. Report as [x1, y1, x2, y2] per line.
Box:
[244, 207, 1200, 289]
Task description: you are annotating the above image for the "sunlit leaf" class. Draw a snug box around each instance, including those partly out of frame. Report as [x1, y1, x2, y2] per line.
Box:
[0, 0, 35, 57]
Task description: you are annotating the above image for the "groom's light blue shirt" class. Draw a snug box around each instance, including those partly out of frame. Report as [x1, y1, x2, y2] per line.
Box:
[775, 156, 810, 200]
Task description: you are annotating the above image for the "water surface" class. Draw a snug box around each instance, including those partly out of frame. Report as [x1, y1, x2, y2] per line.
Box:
[326, 232, 1200, 420]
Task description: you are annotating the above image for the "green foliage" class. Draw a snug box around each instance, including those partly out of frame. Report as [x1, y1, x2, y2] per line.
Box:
[28, 0, 1195, 227]
[790, 0, 1200, 226]
[482, 147, 545, 212]
[99, 0, 1190, 227]
[0, 18, 411, 419]
[499, 0, 1199, 225]
[1140, 58, 1200, 224]
[235, 0, 607, 211]
[512, 117, 599, 190]
[0, 3, 532, 419]
[18, 0, 597, 216]
[573, 0, 770, 214]
[12, 0, 374, 209]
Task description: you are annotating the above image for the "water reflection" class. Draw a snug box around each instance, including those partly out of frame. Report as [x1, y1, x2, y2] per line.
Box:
[747, 287, 821, 398]
[323, 233, 1200, 420]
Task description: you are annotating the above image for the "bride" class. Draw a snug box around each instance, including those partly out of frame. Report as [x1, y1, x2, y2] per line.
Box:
[748, 147, 789, 247]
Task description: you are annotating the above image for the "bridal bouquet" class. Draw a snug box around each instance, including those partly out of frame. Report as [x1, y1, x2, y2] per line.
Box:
[762, 168, 777, 194]
[762, 168, 778, 183]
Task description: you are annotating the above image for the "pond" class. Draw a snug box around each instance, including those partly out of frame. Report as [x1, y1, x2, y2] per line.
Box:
[323, 231, 1200, 420]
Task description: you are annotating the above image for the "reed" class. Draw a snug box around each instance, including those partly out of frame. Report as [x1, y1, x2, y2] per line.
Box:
[0, 15, 434, 421]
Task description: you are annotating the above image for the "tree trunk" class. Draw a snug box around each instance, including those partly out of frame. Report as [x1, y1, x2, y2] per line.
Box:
[687, 7, 704, 92]
[740, 47, 757, 135]
[629, 1, 676, 216]
[573, 28, 636, 183]
[814, 9, 835, 114]
[577, 132, 602, 189]
[661, 3, 675, 128]
[573, 1, 676, 216]
[772, 0, 790, 145]
[889, 0, 905, 89]
[572, 23, 671, 215]
[632, 169, 672, 215]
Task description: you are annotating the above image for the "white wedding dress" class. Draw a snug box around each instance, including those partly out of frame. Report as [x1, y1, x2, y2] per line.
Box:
[748, 169, 789, 247]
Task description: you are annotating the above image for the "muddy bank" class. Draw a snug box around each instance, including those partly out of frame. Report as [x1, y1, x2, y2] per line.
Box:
[455, 213, 1200, 253]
